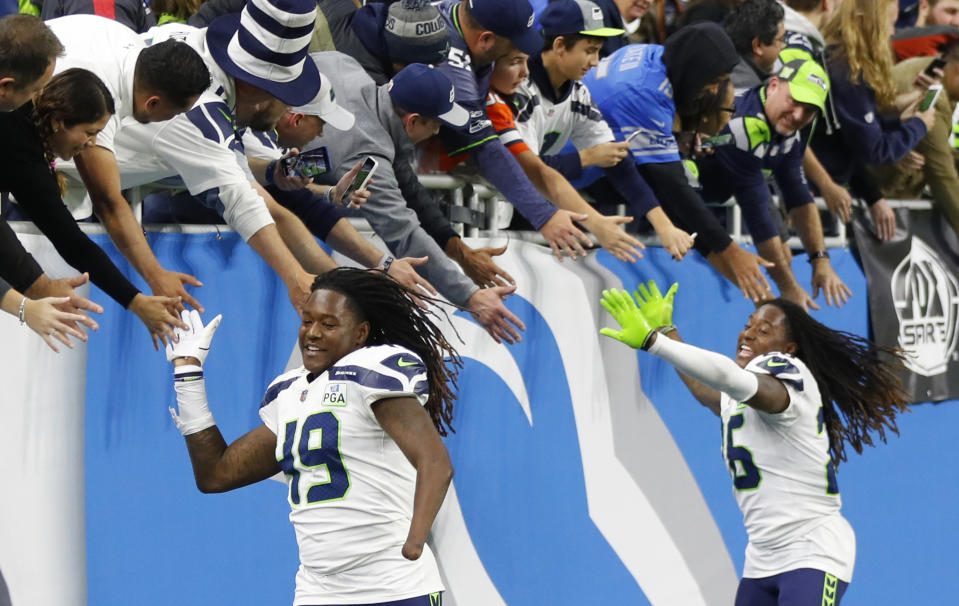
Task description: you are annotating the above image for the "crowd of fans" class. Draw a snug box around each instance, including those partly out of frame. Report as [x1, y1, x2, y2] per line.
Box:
[0, 0, 956, 351]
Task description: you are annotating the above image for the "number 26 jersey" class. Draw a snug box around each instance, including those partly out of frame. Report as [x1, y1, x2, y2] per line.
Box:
[720, 351, 855, 581]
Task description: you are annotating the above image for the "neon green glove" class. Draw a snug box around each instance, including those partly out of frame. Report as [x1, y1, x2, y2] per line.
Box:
[633, 281, 678, 328]
[599, 288, 655, 349]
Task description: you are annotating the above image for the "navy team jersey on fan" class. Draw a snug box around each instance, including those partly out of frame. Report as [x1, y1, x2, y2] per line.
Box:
[434, 0, 497, 156]
[696, 84, 814, 244]
[720, 351, 855, 582]
[258, 344, 444, 605]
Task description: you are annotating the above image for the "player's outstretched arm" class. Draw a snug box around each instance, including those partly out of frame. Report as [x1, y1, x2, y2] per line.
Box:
[373, 396, 453, 561]
[600, 284, 790, 414]
[166, 310, 281, 492]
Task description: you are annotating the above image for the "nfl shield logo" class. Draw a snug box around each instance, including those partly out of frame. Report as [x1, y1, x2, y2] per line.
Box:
[300, 390, 308, 402]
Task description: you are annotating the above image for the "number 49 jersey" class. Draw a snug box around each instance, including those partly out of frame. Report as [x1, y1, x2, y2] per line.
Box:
[258, 344, 443, 603]
[720, 352, 855, 582]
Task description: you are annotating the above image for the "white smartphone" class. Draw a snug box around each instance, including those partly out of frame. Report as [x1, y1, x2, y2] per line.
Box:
[920, 84, 943, 112]
[341, 157, 378, 206]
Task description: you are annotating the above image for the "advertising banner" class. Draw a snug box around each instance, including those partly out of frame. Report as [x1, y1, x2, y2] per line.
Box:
[853, 208, 959, 402]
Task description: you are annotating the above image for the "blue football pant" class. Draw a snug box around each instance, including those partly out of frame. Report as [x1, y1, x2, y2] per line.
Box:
[735, 568, 848, 606]
[307, 593, 442, 606]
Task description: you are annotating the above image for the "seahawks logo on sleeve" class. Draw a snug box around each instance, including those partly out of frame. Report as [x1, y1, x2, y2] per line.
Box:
[745, 352, 804, 391]
[328, 345, 429, 401]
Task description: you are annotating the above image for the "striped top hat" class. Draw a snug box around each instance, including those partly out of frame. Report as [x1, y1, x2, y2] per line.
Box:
[206, 0, 320, 106]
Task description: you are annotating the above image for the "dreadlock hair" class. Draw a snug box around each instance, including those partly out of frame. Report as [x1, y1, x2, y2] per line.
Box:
[311, 268, 462, 436]
[763, 298, 911, 466]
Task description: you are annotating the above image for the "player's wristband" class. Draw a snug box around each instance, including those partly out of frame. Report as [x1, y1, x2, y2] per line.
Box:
[640, 325, 676, 351]
[807, 250, 830, 263]
[171, 364, 216, 436]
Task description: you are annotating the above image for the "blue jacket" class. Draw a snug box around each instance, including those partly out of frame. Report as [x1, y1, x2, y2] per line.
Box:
[698, 85, 813, 244]
[811, 49, 927, 201]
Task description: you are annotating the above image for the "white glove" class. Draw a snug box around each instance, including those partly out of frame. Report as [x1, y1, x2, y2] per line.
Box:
[165, 310, 222, 366]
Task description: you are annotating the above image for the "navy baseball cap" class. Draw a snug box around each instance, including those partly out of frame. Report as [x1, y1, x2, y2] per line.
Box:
[540, 0, 625, 38]
[387, 64, 469, 128]
[466, 0, 542, 55]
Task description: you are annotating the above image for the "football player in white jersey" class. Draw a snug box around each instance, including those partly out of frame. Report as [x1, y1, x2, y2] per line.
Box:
[162, 268, 459, 606]
[599, 282, 910, 606]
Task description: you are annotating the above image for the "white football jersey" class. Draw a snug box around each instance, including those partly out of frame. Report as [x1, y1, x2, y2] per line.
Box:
[720, 352, 855, 582]
[258, 344, 444, 604]
[512, 57, 614, 157]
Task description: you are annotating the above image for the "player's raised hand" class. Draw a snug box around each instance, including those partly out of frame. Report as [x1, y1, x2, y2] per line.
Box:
[599, 288, 654, 349]
[165, 309, 222, 366]
[633, 281, 677, 328]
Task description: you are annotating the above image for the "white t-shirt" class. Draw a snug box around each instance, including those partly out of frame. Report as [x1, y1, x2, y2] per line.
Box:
[108, 23, 272, 240]
[512, 64, 614, 156]
[720, 352, 856, 582]
[258, 344, 444, 605]
[47, 15, 141, 155]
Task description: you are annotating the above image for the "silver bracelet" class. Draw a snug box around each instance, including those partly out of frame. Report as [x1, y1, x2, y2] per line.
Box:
[326, 186, 337, 206]
[18, 297, 26, 326]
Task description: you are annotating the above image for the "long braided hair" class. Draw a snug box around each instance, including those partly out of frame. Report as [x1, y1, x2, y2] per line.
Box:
[312, 268, 462, 436]
[766, 298, 910, 465]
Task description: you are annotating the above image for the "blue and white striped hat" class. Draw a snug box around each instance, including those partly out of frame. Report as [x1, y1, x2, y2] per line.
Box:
[206, 0, 320, 106]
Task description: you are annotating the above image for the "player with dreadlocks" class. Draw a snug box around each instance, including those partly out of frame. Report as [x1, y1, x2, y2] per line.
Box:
[599, 281, 909, 606]
[162, 267, 461, 605]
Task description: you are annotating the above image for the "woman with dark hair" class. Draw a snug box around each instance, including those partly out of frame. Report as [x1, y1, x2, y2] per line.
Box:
[164, 267, 460, 605]
[600, 282, 909, 605]
[0, 67, 185, 348]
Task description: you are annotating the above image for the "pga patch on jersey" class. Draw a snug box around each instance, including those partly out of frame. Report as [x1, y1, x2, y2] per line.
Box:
[321, 382, 349, 407]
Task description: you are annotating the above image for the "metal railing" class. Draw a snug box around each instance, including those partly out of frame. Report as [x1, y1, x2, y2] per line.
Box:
[11, 176, 930, 249]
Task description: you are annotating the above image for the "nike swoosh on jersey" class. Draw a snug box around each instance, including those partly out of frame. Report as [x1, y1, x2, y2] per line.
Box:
[397, 358, 419, 367]
[766, 360, 788, 367]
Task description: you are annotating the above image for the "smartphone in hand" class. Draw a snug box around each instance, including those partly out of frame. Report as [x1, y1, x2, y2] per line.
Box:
[924, 57, 947, 78]
[339, 157, 379, 206]
[920, 83, 943, 112]
[699, 133, 733, 150]
[281, 147, 331, 179]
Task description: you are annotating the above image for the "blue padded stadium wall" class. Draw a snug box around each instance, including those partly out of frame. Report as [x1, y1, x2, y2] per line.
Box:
[81, 233, 959, 606]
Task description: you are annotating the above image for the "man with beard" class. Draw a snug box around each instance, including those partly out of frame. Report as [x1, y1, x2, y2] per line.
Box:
[696, 58, 852, 311]
[583, 22, 775, 303]
[47, 15, 211, 310]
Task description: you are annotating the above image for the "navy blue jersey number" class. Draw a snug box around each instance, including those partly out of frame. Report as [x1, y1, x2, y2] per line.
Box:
[725, 413, 762, 490]
[279, 411, 351, 505]
[817, 406, 840, 495]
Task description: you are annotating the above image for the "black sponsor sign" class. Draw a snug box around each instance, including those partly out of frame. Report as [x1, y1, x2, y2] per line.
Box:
[852, 208, 959, 403]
